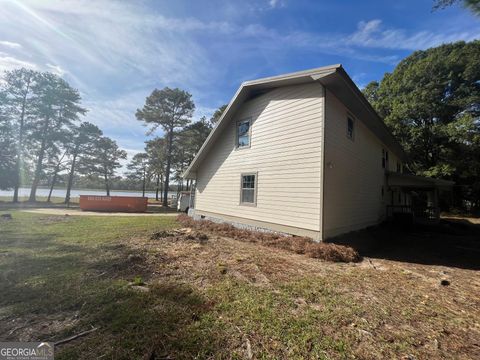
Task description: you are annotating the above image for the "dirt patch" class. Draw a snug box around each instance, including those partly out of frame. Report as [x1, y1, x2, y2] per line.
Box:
[3, 312, 80, 342]
[151, 227, 209, 243]
[38, 215, 72, 224]
[177, 214, 360, 263]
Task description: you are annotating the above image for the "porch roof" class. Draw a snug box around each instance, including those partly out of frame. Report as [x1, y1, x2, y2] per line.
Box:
[387, 171, 454, 189]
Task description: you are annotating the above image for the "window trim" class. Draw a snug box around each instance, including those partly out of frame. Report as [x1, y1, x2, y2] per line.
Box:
[239, 172, 258, 206]
[346, 114, 355, 141]
[235, 118, 252, 149]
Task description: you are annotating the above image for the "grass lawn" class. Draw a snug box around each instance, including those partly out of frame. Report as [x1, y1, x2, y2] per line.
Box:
[0, 210, 479, 359]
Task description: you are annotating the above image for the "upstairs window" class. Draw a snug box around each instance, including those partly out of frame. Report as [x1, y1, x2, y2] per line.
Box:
[236, 119, 251, 148]
[240, 173, 257, 205]
[346, 116, 354, 140]
[396, 162, 402, 173]
[382, 149, 389, 169]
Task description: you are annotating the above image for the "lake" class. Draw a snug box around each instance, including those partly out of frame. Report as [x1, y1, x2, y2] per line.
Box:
[0, 187, 178, 199]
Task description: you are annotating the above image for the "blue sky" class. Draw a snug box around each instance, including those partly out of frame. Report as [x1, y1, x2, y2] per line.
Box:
[0, 0, 479, 166]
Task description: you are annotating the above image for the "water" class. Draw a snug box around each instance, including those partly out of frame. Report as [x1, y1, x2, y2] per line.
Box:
[0, 187, 177, 199]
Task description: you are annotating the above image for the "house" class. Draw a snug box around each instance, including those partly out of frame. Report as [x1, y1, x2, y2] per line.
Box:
[183, 65, 453, 240]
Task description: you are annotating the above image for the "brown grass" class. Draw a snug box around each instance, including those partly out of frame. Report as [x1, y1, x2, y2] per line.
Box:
[177, 214, 361, 263]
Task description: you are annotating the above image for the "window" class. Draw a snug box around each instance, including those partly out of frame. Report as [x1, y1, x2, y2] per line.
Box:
[346, 116, 354, 140]
[240, 173, 257, 205]
[382, 149, 385, 168]
[396, 162, 402, 173]
[236, 119, 251, 148]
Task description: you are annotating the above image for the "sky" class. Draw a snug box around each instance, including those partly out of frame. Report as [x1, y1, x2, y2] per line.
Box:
[0, 0, 479, 167]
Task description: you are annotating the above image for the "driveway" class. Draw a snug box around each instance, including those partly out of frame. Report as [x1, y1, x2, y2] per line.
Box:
[21, 208, 179, 217]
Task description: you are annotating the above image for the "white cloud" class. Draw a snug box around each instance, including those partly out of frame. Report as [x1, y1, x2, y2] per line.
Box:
[347, 19, 479, 50]
[0, 52, 38, 72]
[230, 18, 478, 65]
[268, 0, 285, 9]
[83, 92, 146, 133]
[46, 63, 66, 76]
[0, 0, 213, 86]
[0, 40, 22, 49]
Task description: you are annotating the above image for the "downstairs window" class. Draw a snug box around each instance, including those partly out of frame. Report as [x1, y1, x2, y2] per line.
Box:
[240, 173, 257, 205]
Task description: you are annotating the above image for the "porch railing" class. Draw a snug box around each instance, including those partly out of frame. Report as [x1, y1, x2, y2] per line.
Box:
[413, 206, 440, 220]
[387, 205, 439, 221]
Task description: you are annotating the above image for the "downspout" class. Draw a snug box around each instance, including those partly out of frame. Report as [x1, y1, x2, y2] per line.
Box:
[319, 84, 327, 241]
[188, 175, 196, 215]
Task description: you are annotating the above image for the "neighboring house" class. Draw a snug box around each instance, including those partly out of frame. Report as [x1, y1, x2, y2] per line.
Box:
[183, 65, 453, 240]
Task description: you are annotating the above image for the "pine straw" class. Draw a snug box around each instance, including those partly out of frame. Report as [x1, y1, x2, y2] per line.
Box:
[177, 215, 361, 263]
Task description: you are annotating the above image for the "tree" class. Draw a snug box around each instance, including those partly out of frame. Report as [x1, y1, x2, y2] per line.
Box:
[145, 137, 165, 201]
[87, 137, 127, 196]
[362, 81, 380, 105]
[126, 153, 149, 197]
[28, 72, 86, 202]
[44, 141, 69, 203]
[434, 0, 480, 15]
[173, 116, 213, 190]
[0, 102, 16, 190]
[146, 139, 166, 201]
[136, 87, 194, 207]
[363, 40, 480, 208]
[64, 122, 102, 204]
[210, 104, 227, 125]
[0, 68, 38, 201]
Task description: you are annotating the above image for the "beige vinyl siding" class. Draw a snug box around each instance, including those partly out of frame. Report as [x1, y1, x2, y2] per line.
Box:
[195, 83, 324, 235]
[322, 89, 401, 238]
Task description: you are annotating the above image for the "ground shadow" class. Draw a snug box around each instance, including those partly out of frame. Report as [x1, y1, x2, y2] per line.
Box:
[328, 218, 480, 270]
[0, 223, 225, 359]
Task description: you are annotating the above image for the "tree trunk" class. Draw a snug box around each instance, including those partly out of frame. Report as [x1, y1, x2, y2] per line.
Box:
[29, 117, 50, 202]
[29, 146, 46, 202]
[160, 178, 163, 203]
[65, 152, 78, 204]
[155, 173, 160, 201]
[47, 172, 58, 203]
[13, 78, 31, 203]
[104, 172, 110, 196]
[163, 129, 174, 207]
[142, 168, 146, 197]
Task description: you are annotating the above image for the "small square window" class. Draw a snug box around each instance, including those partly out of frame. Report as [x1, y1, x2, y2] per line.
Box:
[240, 173, 257, 205]
[236, 119, 251, 148]
[346, 116, 354, 140]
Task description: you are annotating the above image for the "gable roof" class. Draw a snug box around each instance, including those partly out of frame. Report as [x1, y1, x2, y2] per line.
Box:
[183, 64, 407, 179]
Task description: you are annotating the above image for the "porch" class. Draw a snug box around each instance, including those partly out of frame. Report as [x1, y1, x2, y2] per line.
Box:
[386, 172, 454, 224]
